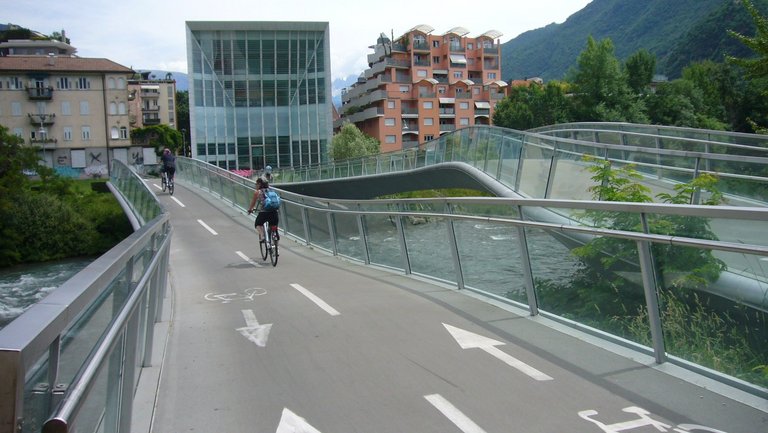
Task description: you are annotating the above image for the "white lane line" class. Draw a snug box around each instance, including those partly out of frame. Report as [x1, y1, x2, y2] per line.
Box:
[170, 196, 185, 207]
[424, 394, 488, 433]
[197, 219, 218, 235]
[236, 251, 261, 267]
[289, 283, 340, 316]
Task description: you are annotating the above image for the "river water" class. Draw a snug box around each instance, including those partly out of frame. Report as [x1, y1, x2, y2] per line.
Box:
[0, 257, 94, 330]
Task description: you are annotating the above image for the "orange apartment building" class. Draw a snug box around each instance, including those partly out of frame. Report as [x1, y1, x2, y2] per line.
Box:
[336, 25, 506, 152]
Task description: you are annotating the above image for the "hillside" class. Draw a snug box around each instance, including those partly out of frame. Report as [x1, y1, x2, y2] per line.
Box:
[501, 0, 767, 81]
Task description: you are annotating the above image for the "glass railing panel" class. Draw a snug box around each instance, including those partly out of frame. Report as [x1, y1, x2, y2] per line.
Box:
[364, 214, 405, 271]
[497, 133, 523, 188]
[535, 233, 650, 343]
[454, 219, 528, 304]
[621, 131, 660, 150]
[658, 136, 706, 153]
[58, 268, 130, 385]
[69, 332, 124, 433]
[594, 130, 623, 145]
[548, 152, 595, 200]
[517, 141, 554, 198]
[403, 217, 455, 283]
[711, 160, 768, 204]
[655, 248, 768, 389]
[306, 208, 332, 252]
[282, 202, 305, 243]
[22, 355, 51, 433]
[332, 212, 365, 262]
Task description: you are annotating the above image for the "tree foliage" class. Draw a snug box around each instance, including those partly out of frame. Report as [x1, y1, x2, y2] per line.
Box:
[728, 0, 768, 80]
[329, 123, 380, 161]
[492, 82, 571, 130]
[130, 124, 183, 156]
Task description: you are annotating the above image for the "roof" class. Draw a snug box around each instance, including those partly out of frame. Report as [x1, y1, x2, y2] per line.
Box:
[478, 30, 503, 39]
[444, 27, 470, 37]
[409, 24, 435, 35]
[0, 55, 133, 73]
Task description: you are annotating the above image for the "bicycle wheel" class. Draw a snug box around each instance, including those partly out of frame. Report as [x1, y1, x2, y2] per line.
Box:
[168, 179, 174, 195]
[270, 232, 278, 266]
[259, 223, 269, 260]
[161, 174, 167, 192]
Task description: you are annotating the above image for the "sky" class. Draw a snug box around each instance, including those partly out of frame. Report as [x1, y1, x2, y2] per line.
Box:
[7, 0, 593, 82]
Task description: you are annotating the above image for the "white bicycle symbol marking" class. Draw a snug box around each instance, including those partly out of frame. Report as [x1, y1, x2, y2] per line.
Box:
[204, 287, 267, 303]
[579, 406, 727, 433]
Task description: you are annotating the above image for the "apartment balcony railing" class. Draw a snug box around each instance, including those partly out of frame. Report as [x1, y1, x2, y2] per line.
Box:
[490, 92, 505, 100]
[483, 47, 499, 55]
[402, 138, 420, 148]
[142, 106, 160, 112]
[455, 93, 474, 99]
[434, 76, 449, 84]
[28, 113, 56, 125]
[417, 92, 436, 98]
[29, 137, 58, 148]
[26, 86, 54, 100]
[412, 41, 430, 51]
[140, 90, 160, 98]
[143, 117, 161, 125]
[401, 107, 419, 115]
[392, 42, 408, 52]
[449, 45, 464, 53]
[439, 124, 456, 131]
[414, 59, 430, 67]
[474, 108, 490, 116]
[439, 108, 455, 115]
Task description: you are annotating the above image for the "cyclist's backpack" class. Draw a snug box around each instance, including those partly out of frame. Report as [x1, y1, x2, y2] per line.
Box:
[262, 188, 281, 211]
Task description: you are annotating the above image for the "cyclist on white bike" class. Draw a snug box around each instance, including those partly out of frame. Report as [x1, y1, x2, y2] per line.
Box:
[160, 148, 176, 183]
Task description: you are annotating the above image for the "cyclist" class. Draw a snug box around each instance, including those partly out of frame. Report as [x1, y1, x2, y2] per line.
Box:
[247, 177, 279, 245]
[160, 148, 176, 183]
[261, 165, 273, 183]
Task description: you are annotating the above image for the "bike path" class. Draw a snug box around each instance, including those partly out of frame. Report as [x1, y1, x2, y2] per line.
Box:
[133, 179, 767, 433]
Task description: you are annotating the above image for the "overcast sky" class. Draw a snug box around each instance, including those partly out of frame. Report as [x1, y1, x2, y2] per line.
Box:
[8, 0, 593, 81]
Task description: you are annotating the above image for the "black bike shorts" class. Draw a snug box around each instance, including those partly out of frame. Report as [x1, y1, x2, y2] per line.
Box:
[254, 210, 279, 228]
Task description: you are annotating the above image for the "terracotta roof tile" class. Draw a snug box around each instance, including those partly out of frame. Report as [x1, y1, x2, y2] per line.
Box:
[0, 55, 133, 73]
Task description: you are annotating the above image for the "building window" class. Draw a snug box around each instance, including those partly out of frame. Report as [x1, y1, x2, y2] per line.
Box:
[81, 126, 91, 140]
[423, 101, 433, 109]
[7, 77, 22, 89]
[438, 87, 446, 94]
[417, 69, 427, 77]
[385, 135, 396, 144]
[459, 102, 469, 109]
[80, 101, 90, 115]
[432, 40, 439, 48]
[473, 87, 480, 95]
[384, 118, 395, 126]
[399, 85, 409, 93]
[467, 43, 473, 50]
[424, 135, 434, 141]
[13, 128, 24, 138]
[61, 101, 71, 115]
[453, 71, 463, 79]
[109, 102, 117, 115]
[487, 72, 497, 80]
[387, 100, 395, 109]
[117, 78, 126, 89]
[107, 78, 116, 89]
[120, 126, 128, 139]
[432, 56, 440, 64]
[118, 102, 127, 114]
[424, 118, 433, 126]
[460, 118, 469, 126]
[111, 126, 119, 139]
[77, 77, 90, 89]
[58, 77, 71, 89]
[11, 102, 22, 116]
[63, 127, 73, 141]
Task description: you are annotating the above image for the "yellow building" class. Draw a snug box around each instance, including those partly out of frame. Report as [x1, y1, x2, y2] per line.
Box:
[0, 55, 139, 177]
[337, 25, 506, 152]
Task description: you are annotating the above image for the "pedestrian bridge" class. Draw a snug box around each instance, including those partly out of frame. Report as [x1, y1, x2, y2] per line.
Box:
[1, 124, 767, 433]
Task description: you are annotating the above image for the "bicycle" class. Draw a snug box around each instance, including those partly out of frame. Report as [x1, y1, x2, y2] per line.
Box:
[161, 171, 174, 195]
[259, 221, 279, 266]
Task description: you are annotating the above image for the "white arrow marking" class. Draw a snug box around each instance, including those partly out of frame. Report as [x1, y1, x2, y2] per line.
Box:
[443, 323, 553, 381]
[237, 309, 272, 347]
[197, 219, 218, 235]
[275, 408, 322, 433]
[425, 394, 487, 433]
[290, 283, 340, 316]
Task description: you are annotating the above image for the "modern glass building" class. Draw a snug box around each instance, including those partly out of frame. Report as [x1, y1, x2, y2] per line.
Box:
[185, 21, 332, 171]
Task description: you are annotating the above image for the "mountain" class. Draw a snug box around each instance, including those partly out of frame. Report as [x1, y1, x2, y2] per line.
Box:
[501, 0, 767, 81]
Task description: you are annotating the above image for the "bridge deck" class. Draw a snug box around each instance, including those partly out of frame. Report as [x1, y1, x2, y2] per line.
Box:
[132, 181, 767, 433]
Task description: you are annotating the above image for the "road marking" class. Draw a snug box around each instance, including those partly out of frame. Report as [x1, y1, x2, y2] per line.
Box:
[236, 309, 272, 347]
[290, 283, 340, 316]
[204, 288, 266, 303]
[424, 394, 487, 433]
[170, 196, 185, 207]
[276, 408, 322, 433]
[197, 219, 218, 235]
[443, 323, 553, 381]
[236, 251, 261, 267]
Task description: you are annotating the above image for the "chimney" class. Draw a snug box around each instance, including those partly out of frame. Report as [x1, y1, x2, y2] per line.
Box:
[48, 53, 55, 66]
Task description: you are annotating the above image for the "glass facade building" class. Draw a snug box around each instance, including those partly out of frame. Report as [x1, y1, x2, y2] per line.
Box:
[186, 21, 332, 170]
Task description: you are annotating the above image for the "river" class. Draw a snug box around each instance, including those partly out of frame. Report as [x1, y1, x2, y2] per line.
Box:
[0, 257, 94, 330]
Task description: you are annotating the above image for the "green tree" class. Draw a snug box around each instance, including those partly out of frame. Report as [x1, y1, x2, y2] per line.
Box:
[624, 49, 656, 95]
[175, 90, 190, 155]
[493, 82, 572, 130]
[727, 0, 768, 80]
[645, 79, 729, 130]
[568, 36, 648, 123]
[0, 125, 38, 265]
[329, 123, 380, 161]
[131, 124, 183, 156]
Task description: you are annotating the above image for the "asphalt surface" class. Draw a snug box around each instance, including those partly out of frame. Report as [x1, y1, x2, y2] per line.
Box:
[131, 179, 767, 433]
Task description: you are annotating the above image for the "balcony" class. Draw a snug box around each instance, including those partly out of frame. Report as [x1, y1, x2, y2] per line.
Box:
[474, 108, 490, 116]
[439, 124, 456, 132]
[143, 117, 161, 125]
[483, 47, 499, 55]
[26, 86, 53, 100]
[412, 41, 430, 52]
[142, 106, 160, 112]
[30, 137, 58, 148]
[28, 113, 55, 125]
